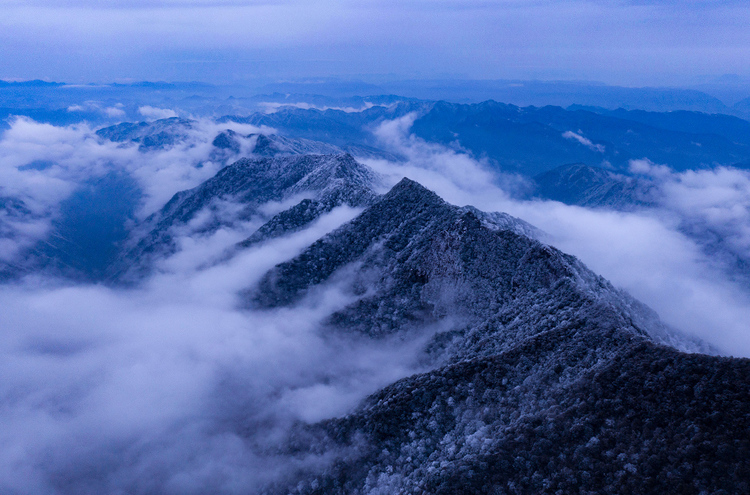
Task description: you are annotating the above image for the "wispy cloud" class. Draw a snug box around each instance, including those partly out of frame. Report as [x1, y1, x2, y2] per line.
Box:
[258, 101, 383, 114]
[562, 130, 605, 153]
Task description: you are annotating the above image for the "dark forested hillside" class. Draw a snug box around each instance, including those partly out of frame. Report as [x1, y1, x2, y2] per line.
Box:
[241, 178, 748, 495]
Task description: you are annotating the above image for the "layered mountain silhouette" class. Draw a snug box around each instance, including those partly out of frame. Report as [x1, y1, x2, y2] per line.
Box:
[224, 100, 750, 176]
[249, 178, 699, 350]
[409, 101, 750, 175]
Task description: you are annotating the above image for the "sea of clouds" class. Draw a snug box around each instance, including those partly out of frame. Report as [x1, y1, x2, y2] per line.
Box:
[0, 116, 435, 493]
[1, 111, 750, 493]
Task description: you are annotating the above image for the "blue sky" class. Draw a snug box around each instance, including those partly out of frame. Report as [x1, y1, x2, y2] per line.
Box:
[1, 0, 749, 86]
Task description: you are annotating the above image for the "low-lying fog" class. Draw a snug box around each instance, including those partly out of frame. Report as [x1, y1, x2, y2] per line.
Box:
[1, 112, 749, 493]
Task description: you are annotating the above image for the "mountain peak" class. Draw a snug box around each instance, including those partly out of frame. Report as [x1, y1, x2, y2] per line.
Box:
[382, 176, 445, 205]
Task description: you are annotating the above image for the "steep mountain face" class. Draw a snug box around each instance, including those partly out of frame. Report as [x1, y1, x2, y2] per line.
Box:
[251, 177, 705, 352]
[245, 132, 396, 160]
[0, 172, 141, 281]
[248, 133, 343, 157]
[109, 153, 380, 281]
[96, 117, 197, 151]
[283, 340, 749, 495]
[210, 129, 347, 157]
[237, 179, 746, 494]
[533, 163, 655, 210]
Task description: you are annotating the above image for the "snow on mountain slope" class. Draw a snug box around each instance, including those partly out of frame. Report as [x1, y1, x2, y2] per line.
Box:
[4, 148, 746, 493]
[109, 153, 381, 281]
[250, 178, 706, 353]
[234, 179, 745, 495]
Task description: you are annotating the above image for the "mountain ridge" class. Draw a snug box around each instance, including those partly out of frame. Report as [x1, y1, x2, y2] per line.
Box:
[108, 153, 381, 282]
[230, 178, 745, 495]
[250, 177, 709, 352]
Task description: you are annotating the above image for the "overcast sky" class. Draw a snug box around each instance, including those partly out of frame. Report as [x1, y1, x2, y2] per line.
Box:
[1, 0, 749, 86]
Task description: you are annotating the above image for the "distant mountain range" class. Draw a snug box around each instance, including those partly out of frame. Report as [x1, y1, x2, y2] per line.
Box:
[223, 100, 750, 175]
[410, 101, 750, 175]
[6, 103, 750, 282]
[4, 77, 750, 129]
[255, 78, 750, 116]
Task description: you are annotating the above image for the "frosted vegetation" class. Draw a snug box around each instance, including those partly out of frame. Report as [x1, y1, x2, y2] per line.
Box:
[0, 105, 748, 493]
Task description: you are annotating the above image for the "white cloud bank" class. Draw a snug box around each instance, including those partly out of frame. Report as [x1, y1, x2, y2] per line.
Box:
[0, 201, 433, 493]
[258, 101, 385, 114]
[0, 116, 446, 492]
[0, 116, 270, 263]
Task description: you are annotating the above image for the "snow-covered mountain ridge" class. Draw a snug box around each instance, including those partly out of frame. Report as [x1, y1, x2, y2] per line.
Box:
[234, 178, 745, 495]
[108, 153, 381, 281]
